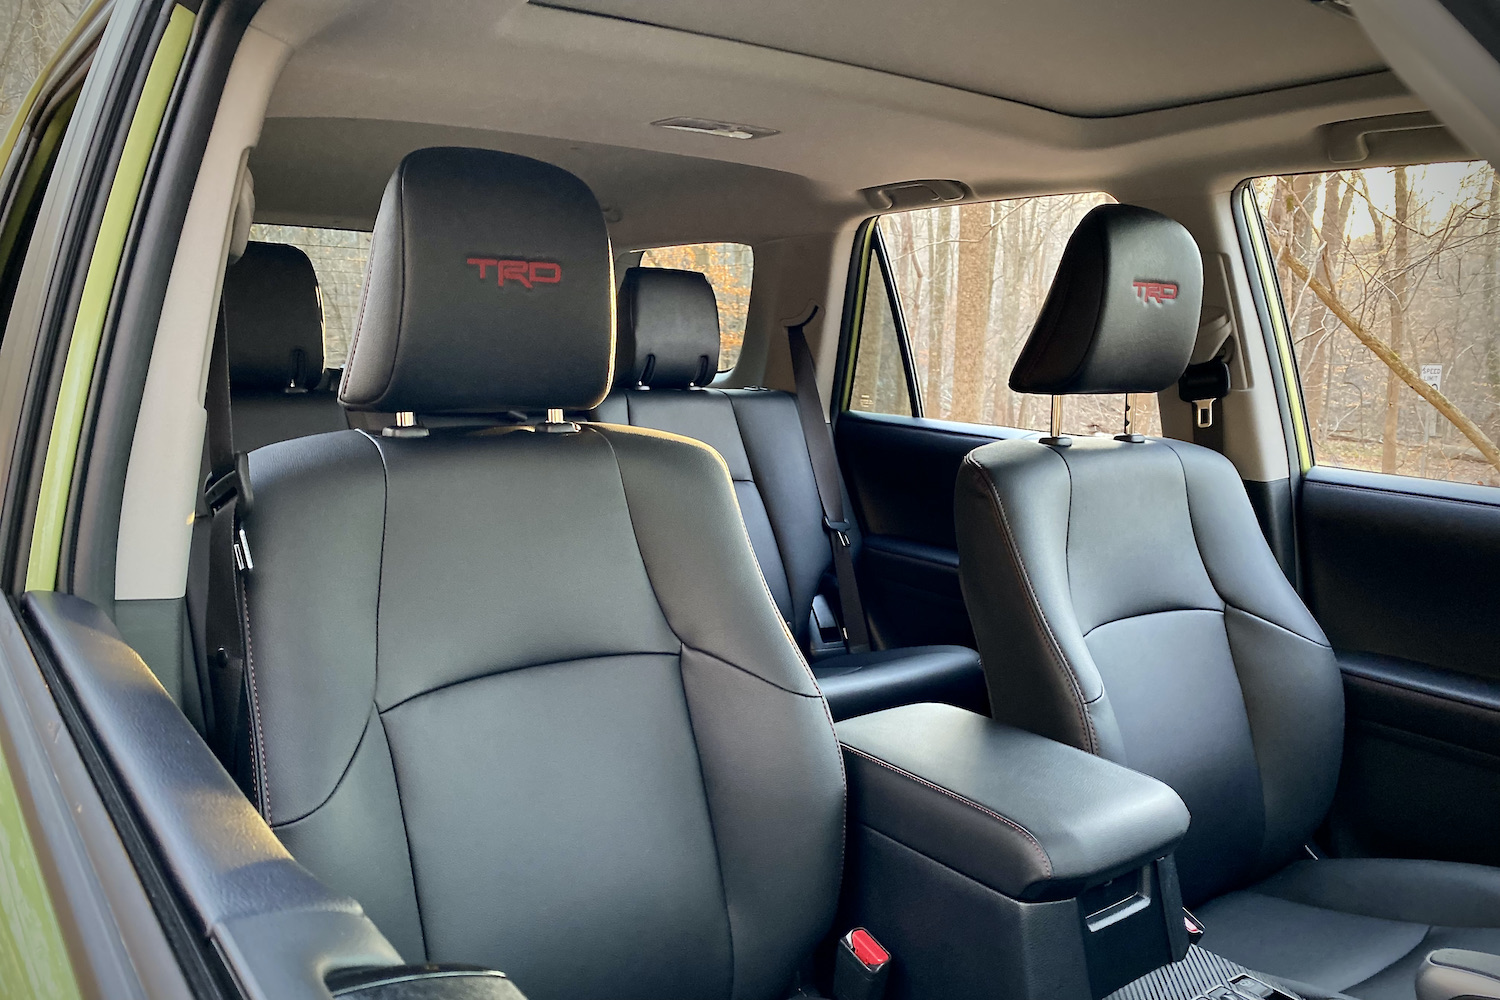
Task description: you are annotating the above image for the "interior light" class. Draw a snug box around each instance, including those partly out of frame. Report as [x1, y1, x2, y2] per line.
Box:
[650, 117, 780, 140]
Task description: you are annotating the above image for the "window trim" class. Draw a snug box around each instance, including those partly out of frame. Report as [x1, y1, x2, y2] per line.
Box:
[836, 216, 924, 420]
[872, 221, 924, 418]
[1235, 181, 1314, 476]
[25, 5, 196, 593]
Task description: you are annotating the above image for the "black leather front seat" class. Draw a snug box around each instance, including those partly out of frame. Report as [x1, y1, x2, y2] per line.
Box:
[594, 265, 988, 721]
[222, 240, 347, 451]
[954, 204, 1500, 999]
[236, 148, 845, 1000]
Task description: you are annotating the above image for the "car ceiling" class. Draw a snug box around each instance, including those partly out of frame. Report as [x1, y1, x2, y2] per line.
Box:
[249, 0, 1441, 243]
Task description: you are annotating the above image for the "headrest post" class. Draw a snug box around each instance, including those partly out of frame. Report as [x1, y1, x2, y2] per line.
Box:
[1115, 393, 1146, 443]
[381, 410, 429, 439]
[538, 407, 580, 435]
[1041, 396, 1072, 449]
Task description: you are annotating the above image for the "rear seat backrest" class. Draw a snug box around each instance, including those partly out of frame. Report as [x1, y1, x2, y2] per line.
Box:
[600, 267, 820, 635]
[597, 266, 988, 721]
[222, 240, 348, 452]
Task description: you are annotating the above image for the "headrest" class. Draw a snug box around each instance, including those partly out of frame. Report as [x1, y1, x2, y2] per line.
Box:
[616, 267, 720, 389]
[340, 147, 614, 413]
[223, 240, 325, 391]
[1009, 204, 1203, 395]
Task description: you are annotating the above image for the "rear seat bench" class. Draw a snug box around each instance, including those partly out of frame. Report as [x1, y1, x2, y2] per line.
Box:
[594, 266, 988, 720]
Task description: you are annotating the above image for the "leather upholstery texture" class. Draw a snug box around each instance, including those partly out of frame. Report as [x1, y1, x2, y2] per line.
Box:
[1198, 860, 1500, 1000]
[223, 239, 347, 452]
[594, 269, 987, 721]
[246, 418, 847, 1000]
[616, 266, 720, 388]
[340, 147, 615, 413]
[837, 703, 1189, 902]
[225, 240, 326, 390]
[957, 436, 1343, 905]
[956, 204, 1500, 1000]
[241, 149, 846, 1000]
[1008, 204, 1202, 395]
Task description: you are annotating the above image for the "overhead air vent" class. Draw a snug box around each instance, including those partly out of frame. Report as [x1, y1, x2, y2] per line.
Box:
[650, 117, 779, 140]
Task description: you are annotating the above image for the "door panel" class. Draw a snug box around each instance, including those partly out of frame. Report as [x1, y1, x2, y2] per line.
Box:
[1300, 466, 1500, 864]
[837, 410, 1034, 648]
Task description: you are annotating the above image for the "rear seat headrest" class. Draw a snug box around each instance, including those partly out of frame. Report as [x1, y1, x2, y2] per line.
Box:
[340, 147, 614, 414]
[223, 241, 325, 391]
[1009, 204, 1203, 395]
[616, 266, 720, 389]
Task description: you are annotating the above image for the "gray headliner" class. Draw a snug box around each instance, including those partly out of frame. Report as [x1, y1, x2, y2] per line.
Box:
[249, 0, 1452, 244]
[536, 0, 1384, 118]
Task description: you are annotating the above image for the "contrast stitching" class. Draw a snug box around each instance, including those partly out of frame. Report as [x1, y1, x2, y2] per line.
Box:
[271, 709, 374, 827]
[842, 744, 1052, 878]
[596, 423, 847, 891]
[1221, 603, 1332, 649]
[963, 457, 1099, 753]
[378, 709, 431, 960]
[241, 591, 270, 820]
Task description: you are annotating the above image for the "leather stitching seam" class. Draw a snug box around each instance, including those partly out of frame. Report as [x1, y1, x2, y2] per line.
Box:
[241, 591, 270, 820]
[963, 457, 1099, 754]
[841, 744, 1052, 878]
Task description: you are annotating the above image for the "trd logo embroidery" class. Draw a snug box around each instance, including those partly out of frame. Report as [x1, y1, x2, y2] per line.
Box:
[466, 258, 563, 289]
[1132, 280, 1178, 305]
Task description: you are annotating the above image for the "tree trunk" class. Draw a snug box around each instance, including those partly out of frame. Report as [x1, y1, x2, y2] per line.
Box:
[952, 203, 996, 422]
[1272, 233, 1500, 477]
[924, 210, 951, 417]
[1306, 173, 1350, 450]
[1381, 168, 1410, 474]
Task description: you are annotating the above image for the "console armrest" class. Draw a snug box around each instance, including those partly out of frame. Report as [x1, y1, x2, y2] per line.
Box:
[837, 702, 1190, 901]
[1418, 950, 1500, 1000]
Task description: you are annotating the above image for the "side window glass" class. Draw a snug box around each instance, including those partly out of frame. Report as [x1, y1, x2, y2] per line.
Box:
[848, 247, 912, 416]
[248, 225, 371, 369]
[1252, 162, 1500, 488]
[862, 193, 1161, 436]
[638, 242, 754, 372]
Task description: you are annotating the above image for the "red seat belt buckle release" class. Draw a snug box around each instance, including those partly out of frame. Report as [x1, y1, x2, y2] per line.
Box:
[835, 927, 891, 1000]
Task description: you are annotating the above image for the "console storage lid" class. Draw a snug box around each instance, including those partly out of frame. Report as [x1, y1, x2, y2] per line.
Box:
[836, 703, 1190, 901]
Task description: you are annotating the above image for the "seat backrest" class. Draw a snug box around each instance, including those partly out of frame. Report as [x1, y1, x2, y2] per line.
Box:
[598, 266, 844, 645]
[222, 240, 347, 451]
[239, 148, 844, 1000]
[954, 205, 1344, 907]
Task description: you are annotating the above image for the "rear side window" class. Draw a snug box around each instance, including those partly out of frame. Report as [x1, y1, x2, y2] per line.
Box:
[1249, 162, 1500, 488]
[638, 242, 753, 372]
[249, 224, 371, 368]
[848, 193, 1162, 436]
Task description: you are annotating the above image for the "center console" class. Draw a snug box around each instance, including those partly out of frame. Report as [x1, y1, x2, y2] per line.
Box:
[835, 703, 1194, 1000]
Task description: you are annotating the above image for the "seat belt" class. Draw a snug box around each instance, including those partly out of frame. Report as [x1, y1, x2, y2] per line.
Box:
[1177, 357, 1230, 453]
[202, 303, 255, 775]
[787, 311, 870, 655]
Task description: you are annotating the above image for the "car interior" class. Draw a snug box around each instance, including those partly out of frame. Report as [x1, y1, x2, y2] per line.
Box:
[2, 0, 1500, 999]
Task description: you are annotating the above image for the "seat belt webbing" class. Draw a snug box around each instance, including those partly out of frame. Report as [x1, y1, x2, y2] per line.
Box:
[202, 304, 253, 776]
[787, 312, 870, 654]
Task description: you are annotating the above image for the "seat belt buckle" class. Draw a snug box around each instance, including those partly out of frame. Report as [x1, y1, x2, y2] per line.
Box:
[834, 928, 890, 1000]
[1177, 358, 1232, 430]
[823, 516, 852, 548]
[1183, 908, 1205, 946]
